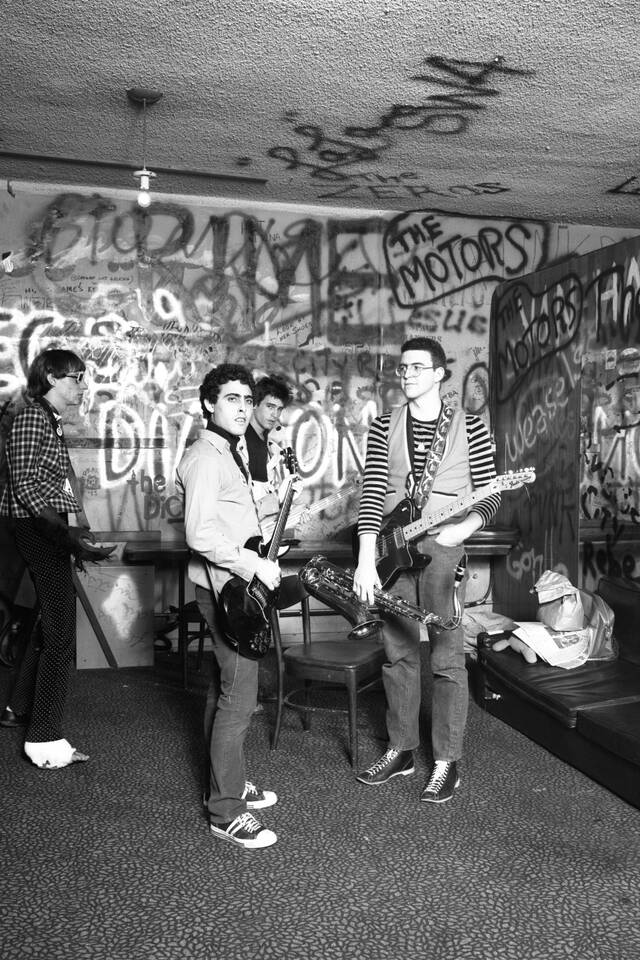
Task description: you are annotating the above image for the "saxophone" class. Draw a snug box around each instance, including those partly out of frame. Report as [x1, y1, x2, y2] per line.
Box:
[298, 555, 465, 640]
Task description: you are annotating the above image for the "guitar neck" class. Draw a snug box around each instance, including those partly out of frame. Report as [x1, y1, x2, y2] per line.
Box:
[265, 482, 296, 561]
[402, 484, 499, 543]
[262, 482, 358, 540]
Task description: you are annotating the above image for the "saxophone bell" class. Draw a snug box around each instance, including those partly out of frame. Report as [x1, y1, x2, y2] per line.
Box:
[348, 621, 382, 640]
[300, 562, 383, 639]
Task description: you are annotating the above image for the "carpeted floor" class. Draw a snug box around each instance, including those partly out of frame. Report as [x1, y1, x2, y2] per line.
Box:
[1, 654, 639, 960]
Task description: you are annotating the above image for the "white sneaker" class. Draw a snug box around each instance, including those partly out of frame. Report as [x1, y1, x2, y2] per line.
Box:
[242, 780, 278, 809]
[24, 739, 90, 769]
[202, 780, 278, 810]
[210, 812, 277, 849]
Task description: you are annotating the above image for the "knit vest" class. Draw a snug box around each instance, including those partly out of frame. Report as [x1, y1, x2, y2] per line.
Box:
[383, 404, 472, 519]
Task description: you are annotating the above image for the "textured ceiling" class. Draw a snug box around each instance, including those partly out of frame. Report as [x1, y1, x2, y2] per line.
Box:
[2, 0, 640, 226]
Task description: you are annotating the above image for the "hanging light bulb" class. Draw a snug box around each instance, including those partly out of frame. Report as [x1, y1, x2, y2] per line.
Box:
[133, 167, 156, 207]
[126, 87, 162, 209]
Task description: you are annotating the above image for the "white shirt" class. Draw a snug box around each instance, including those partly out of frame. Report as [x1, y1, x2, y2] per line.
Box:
[175, 429, 263, 594]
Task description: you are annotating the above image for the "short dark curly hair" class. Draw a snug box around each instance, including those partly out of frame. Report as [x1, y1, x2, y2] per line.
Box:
[199, 363, 255, 418]
[254, 375, 292, 407]
[400, 337, 447, 371]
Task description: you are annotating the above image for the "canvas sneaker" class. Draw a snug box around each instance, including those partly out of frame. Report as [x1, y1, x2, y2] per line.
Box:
[210, 812, 277, 849]
[356, 748, 415, 786]
[242, 780, 278, 810]
[420, 760, 460, 803]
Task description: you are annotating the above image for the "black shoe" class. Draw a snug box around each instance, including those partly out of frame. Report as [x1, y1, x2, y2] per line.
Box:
[356, 748, 415, 786]
[420, 761, 460, 803]
[0, 707, 28, 728]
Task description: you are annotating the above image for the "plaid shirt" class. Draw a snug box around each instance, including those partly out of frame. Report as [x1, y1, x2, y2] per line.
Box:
[0, 399, 81, 518]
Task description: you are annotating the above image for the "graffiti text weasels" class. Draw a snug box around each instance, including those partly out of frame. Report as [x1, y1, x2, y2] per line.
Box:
[384, 210, 548, 307]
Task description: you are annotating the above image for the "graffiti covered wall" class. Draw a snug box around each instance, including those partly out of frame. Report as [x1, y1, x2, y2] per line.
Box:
[491, 233, 640, 618]
[0, 183, 634, 601]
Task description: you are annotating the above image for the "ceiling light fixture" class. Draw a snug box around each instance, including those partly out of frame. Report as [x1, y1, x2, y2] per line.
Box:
[126, 87, 163, 208]
[0, 149, 268, 186]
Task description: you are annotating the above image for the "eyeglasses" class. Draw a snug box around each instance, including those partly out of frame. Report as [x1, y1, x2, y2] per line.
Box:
[64, 371, 85, 383]
[395, 364, 435, 378]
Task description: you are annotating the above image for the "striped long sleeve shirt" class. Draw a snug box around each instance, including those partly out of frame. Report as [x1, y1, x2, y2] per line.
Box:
[357, 411, 501, 536]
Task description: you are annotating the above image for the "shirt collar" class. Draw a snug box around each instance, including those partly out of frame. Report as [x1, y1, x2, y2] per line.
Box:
[198, 427, 249, 462]
[206, 421, 239, 448]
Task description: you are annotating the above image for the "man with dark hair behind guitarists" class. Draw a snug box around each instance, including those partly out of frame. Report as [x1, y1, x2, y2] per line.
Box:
[176, 363, 284, 849]
[352, 337, 501, 802]
[244, 374, 308, 698]
[244, 375, 292, 517]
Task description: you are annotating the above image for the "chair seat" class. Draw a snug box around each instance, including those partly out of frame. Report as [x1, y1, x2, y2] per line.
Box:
[284, 639, 384, 670]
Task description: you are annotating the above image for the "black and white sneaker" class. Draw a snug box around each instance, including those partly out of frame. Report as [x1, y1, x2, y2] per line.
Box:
[242, 780, 278, 810]
[356, 748, 415, 785]
[420, 760, 460, 803]
[210, 812, 277, 849]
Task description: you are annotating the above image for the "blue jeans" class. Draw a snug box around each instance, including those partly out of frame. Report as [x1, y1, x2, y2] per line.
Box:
[196, 585, 258, 825]
[380, 541, 468, 761]
[196, 575, 303, 823]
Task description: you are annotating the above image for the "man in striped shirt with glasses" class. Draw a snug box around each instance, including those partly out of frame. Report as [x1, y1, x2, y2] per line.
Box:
[353, 337, 500, 803]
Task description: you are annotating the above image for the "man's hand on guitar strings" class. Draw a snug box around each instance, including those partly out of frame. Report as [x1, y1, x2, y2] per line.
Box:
[254, 556, 281, 591]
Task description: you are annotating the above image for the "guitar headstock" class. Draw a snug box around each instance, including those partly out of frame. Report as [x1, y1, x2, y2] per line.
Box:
[496, 468, 536, 490]
[282, 446, 299, 477]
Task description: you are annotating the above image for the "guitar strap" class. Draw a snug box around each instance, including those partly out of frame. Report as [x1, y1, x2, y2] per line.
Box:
[408, 403, 454, 511]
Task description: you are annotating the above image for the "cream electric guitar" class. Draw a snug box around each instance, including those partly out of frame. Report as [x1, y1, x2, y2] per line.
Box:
[259, 477, 361, 551]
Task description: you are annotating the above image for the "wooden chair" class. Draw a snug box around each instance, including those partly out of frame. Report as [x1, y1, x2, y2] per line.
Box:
[155, 600, 210, 684]
[271, 595, 386, 768]
[181, 599, 210, 673]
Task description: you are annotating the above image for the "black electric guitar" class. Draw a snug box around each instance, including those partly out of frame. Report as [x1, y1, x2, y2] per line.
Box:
[371, 469, 536, 587]
[220, 449, 298, 660]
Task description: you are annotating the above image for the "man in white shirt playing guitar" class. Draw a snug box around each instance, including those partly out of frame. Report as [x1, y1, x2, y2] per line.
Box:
[176, 364, 283, 850]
